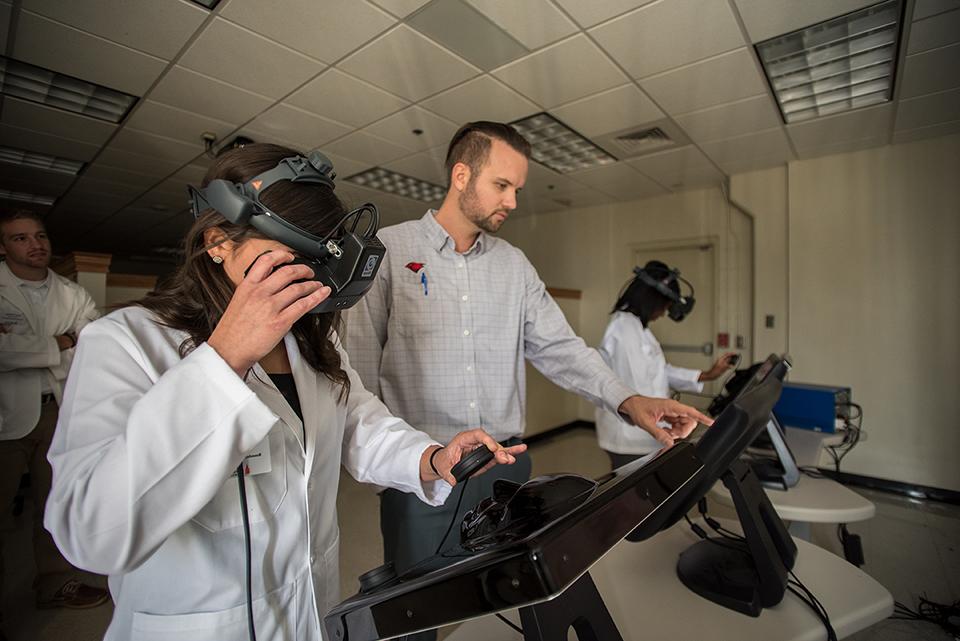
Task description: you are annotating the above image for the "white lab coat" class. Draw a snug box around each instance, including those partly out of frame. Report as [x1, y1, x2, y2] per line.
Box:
[0, 261, 98, 439]
[595, 312, 703, 455]
[44, 306, 450, 641]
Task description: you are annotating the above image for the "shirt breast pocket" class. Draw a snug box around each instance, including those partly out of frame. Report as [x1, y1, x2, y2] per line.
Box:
[191, 428, 288, 533]
[393, 285, 442, 338]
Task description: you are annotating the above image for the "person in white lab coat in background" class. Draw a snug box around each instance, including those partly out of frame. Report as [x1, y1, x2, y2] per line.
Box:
[43, 143, 525, 641]
[596, 261, 737, 469]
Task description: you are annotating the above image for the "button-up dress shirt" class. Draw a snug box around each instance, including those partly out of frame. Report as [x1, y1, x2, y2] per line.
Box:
[343, 210, 636, 443]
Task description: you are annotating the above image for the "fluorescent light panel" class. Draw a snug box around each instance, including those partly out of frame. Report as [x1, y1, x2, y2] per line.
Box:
[0, 145, 84, 175]
[756, 0, 903, 124]
[510, 113, 616, 174]
[0, 189, 56, 206]
[345, 168, 447, 203]
[0, 55, 137, 123]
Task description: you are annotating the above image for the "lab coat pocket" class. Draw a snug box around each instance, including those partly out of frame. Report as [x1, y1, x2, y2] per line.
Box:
[191, 428, 288, 532]
[131, 581, 296, 641]
[315, 532, 341, 615]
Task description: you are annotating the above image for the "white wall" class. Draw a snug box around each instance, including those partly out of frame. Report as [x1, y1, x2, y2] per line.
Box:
[501, 186, 754, 424]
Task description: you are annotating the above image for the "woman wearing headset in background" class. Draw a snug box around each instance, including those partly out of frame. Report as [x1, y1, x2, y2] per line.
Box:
[596, 260, 737, 469]
[43, 143, 525, 641]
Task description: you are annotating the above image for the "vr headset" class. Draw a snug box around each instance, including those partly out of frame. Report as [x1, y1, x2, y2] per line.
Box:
[634, 265, 696, 321]
[188, 150, 385, 314]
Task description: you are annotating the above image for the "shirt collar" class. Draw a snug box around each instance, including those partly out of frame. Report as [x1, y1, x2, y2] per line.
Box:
[419, 210, 487, 256]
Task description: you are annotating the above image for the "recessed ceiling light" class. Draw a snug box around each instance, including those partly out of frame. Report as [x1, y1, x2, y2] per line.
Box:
[345, 168, 447, 203]
[0, 145, 84, 175]
[0, 55, 137, 123]
[756, 0, 904, 124]
[509, 112, 617, 174]
[0, 189, 56, 206]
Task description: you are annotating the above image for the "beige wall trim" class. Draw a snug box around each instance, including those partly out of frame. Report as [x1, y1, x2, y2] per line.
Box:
[52, 252, 112, 278]
[107, 273, 158, 289]
[547, 287, 582, 300]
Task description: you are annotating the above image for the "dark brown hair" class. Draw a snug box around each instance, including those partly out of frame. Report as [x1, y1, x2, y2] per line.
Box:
[444, 121, 531, 186]
[135, 143, 351, 397]
[0, 209, 45, 242]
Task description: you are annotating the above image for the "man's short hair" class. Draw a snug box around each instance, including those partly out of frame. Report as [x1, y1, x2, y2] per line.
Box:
[0, 209, 45, 241]
[444, 121, 531, 186]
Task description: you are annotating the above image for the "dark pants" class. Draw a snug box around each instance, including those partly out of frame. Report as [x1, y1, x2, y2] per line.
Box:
[0, 399, 76, 604]
[605, 450, 646, 471]
[379, 442, 532, 641]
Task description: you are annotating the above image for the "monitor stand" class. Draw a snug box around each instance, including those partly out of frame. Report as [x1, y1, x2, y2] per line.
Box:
[517, 572, 623, 641]
[676, 459, 797, 616]
[749, 415, 800, 491]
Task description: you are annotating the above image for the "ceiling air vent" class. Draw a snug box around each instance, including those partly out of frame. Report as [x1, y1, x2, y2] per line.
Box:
[594, 119, 691, 159]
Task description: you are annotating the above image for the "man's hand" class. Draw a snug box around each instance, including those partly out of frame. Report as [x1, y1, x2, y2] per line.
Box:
[55, 332, 77, 351]
[421, 428, 527, 485]
[618, 395, 713, 449]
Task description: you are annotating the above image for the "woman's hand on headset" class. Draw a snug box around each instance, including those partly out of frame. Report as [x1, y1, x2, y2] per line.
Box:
[208, 250, 330, 377]
[422, 429, 528, 486]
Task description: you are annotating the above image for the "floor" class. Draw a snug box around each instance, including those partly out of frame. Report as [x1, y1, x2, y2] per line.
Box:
[2, 427, 957, 640]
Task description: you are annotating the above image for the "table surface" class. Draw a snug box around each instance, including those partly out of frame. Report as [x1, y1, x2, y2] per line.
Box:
[708, 474, 876, 523]
[445, 519, 892, 641]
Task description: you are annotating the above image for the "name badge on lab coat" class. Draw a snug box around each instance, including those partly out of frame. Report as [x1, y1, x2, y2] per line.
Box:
[232, 439, 272, 477]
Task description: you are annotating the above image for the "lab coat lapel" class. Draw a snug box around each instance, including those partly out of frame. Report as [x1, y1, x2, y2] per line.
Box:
[285, 333, 320, 474]
[0, 264, 39, 334]
[250, 358, 306, 454]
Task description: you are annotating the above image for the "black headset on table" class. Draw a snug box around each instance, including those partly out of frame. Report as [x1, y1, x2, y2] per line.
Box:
[633, 264, 697, 322]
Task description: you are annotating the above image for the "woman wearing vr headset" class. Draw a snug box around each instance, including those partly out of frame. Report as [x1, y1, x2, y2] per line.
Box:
[595, 260, 736, 468]
[43, 143, 524, 641]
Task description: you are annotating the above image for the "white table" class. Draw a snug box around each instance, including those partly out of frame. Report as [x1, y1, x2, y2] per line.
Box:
[445, 520, 892, 641]
[708, 474, 875, 524]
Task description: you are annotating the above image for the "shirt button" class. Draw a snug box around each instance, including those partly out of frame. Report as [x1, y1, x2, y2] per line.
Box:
[457, 262, 465, 268]
[310, 555, 316, 565]
[469, 401, 476, 409]
[463, 329, 470, 336]
[466, 365, 473, 372]
[461, 294, 469, 302]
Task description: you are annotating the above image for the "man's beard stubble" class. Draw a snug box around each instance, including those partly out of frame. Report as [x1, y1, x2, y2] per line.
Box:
[458, 180, 506, 234]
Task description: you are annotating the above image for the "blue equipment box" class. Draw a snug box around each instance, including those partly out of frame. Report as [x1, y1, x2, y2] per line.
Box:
[772, 382, 851, 433]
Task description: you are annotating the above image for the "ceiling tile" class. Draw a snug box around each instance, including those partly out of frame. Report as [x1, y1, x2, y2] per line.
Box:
[567, 162, 667, 199]
[408, 0, 528, 71]
[323, 153, 374, 181]
[68, 175, 146, 201]
[221, 0, 396, 63]
[324, 130, 416, 165]
[700, 127, 794, 170]
[95, 147, 185, 177]
[369, 0, 431, 18]
[626, 145, 723, 188]
[170, 163, 211, 186]
[109, 128, 206, 165]
[464, 0, 578, 50]
[22, 0, 208, 60]
[899, 43, 960, 98]
[522, 161, 586, 197]
[123, 101, 236, 146]
[0, 166, 74, 197]
[288, 69, 409, 128]
[179, 18, 324, 99]
[243, 103, 352, 150]
[640, 48, 768, 114]
[550, 84, 664, 137]
[552, 0, 656, 29]
[732, 0, 879, 44]
[14, 10, 166, 95]
[907, 8, 960, 55]
[896, 87, 960, 130]
[1, 97, 116, 147]
[787, 104, 893, 153]
[718, 153, 792, 175]
[0, 123, 101, 161]
[81, 164, 163, 191]
[149, 66, 273, 125]
[339, 25, 480, 101]
[364, 106, 458, 152]
[419, 75, 538, 124]
[676, 94, 782, 144]
[590, 0, 744, 79]
[0, 2, 11, 52]
[892, 119, 960, 143]
[383, 146, 448, 185]
[794, 135, 890, 160]
[493, 35, 628, 108]
[913, 0, 960, 21]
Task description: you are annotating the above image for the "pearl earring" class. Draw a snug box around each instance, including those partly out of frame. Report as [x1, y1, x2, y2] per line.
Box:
[211, 255, 223, 264]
